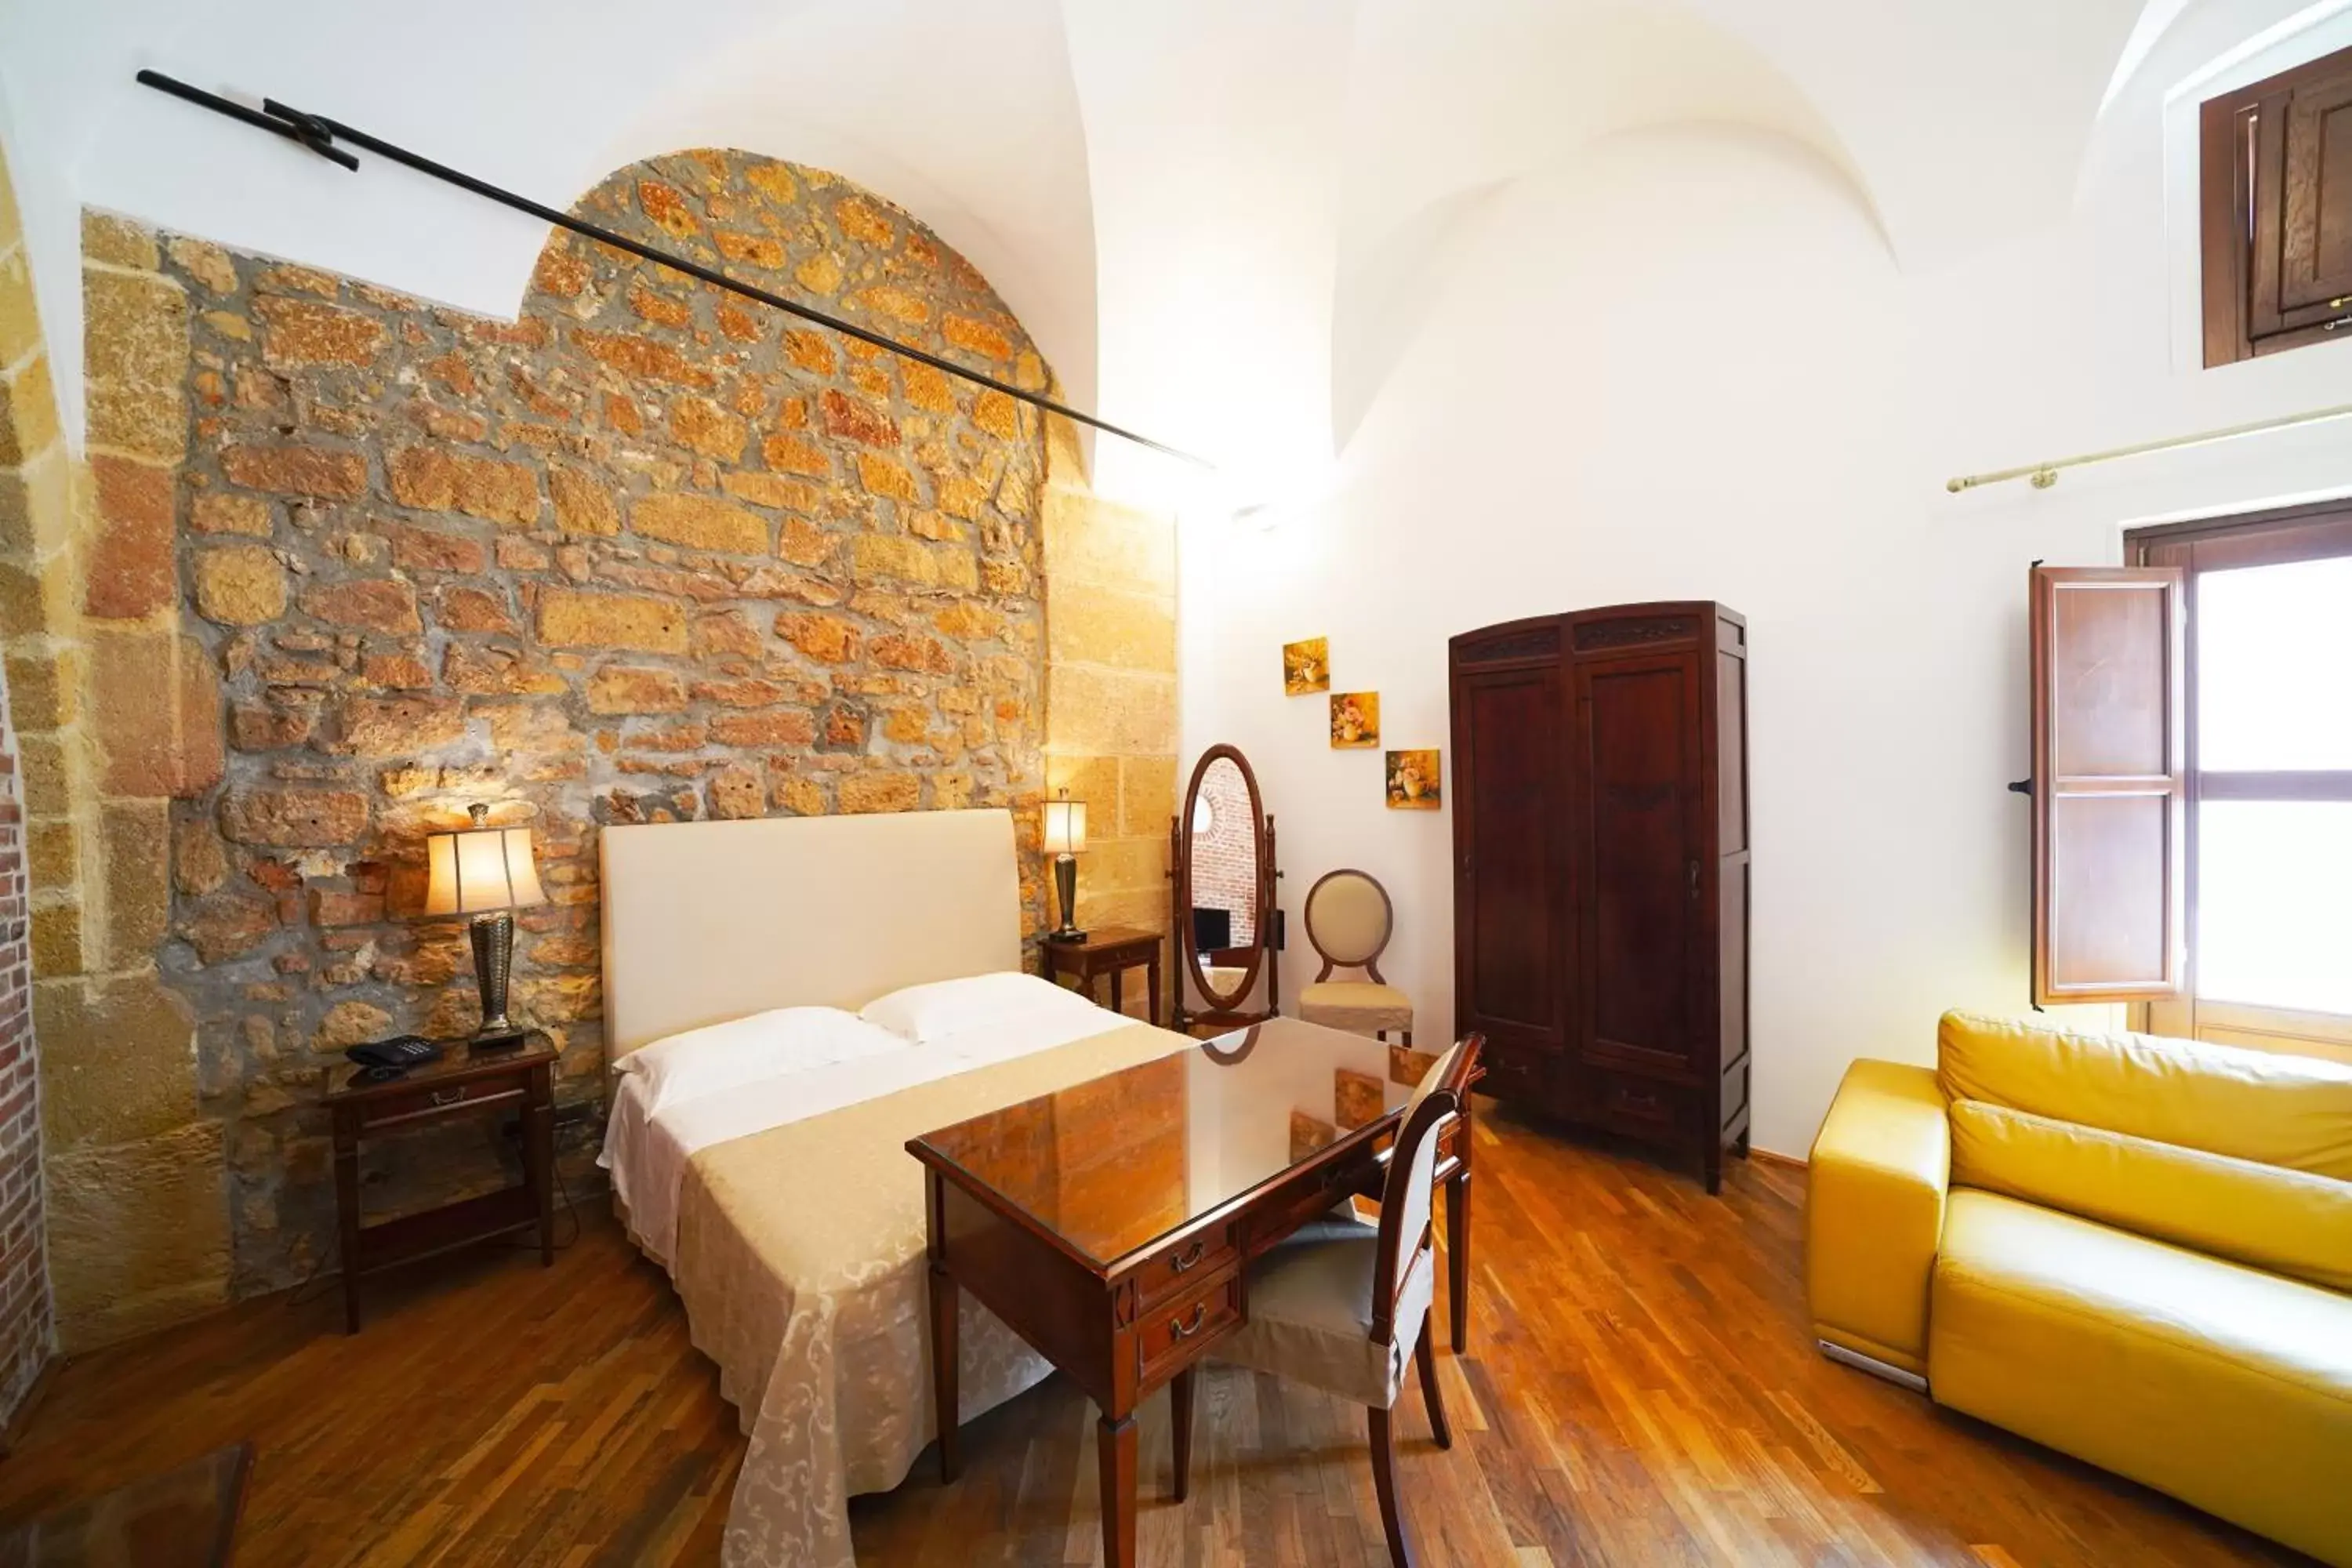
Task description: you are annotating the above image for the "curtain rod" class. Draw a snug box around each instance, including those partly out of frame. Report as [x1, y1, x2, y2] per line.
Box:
[1946, 400, 2352, 492]
[134, 69, 1214, 471]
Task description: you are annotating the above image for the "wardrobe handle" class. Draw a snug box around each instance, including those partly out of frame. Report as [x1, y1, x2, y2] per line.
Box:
[1688, 859, 1700, 899]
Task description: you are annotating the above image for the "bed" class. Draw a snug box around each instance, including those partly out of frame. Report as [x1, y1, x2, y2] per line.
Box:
[597, 808, 1196, 1568]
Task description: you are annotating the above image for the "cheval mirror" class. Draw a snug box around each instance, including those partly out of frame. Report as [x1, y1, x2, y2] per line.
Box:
[1170, 745, 1281, 1031]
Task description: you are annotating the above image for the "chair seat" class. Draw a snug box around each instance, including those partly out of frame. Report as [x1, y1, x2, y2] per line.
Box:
[1299, 982, 1413, 1035]
[1212, 1233, 1434, 1408]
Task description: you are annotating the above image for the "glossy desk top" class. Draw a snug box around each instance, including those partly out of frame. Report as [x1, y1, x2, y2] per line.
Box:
[909, 1016, 1439, 1269]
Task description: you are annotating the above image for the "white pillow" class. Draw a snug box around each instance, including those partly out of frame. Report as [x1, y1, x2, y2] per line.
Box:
[618, 1006, 908, 1114]
[859, 970, 1111, 1044]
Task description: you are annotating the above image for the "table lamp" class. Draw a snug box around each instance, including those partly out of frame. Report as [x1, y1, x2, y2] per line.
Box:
[1043, 789, 1087, 942]
[424, 803, 547, 1048]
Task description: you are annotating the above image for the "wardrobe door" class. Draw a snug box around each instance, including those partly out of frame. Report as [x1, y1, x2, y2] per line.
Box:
[1451, 662, 1570, 1071]
[1575, 648, 1708, 1079]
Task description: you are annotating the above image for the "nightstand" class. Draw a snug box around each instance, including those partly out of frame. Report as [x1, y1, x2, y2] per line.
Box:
[1042, 925, 1163, 1026]
[322, 1033, 557, 1332]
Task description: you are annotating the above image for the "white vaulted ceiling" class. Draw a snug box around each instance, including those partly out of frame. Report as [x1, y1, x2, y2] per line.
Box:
[0, 0, 2313, 466]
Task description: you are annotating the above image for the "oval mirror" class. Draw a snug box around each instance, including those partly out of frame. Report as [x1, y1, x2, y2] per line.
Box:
[1178, 744, 1267, 1015]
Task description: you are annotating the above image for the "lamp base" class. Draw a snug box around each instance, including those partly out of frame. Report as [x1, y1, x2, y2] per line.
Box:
[1051, 854, 1085, 944]
[468, 1026, 530, 1053]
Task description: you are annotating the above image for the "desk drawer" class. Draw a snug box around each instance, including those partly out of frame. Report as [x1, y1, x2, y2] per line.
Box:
[1134, 1223, 1237, 1310]
[1137, 1269, 1240, 1385]
[360, 1077, 524, 1130]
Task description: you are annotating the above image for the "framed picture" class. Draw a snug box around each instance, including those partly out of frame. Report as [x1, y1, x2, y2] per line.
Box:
[1282, 637, 1330, 695]
[1385, 749, 1441, 810]
[1329, 691, 1379, 748]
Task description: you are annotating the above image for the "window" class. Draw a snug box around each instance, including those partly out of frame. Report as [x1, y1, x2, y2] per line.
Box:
[2199, 41, 2352, 367]
[2130, 502, 2352, 1062]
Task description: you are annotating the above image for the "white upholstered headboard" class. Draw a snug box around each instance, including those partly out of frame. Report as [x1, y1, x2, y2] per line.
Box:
[598, 808, 1023, 1057]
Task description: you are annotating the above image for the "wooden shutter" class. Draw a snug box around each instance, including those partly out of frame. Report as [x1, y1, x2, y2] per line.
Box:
[2201, 41, 2352, 365]
[2029, 566, 2187, 1005]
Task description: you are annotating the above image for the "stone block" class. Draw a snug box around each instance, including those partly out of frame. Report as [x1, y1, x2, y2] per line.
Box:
[38, 968, 200, 1153]
[1048, 586, 1175, 673]
[387, 446, 540, 525]
[27, 816, 80, 892]
[19, 732, 71, 815]
[587, 665, 687, 714]
[186, 492, 270, 539]
[173, 815, 229, 895]
[31, 900, 85, 978]
[1043, 487, 1176, 593]
[549, 467, 619, 536]
[840, 771, 920, 814]
[819, 389, 898, 448]
[300, 577, 422, 634]
[84, 455, 176, 619]
[90, 631, 225, 797]
[1120, 755, 1178, 837]
[631, 493, 767, 554]
[0, 442, 71, 558]
[0, 246, 40, 369]
[0, 351, 59, 466]
[5, 644, 78, 732]
[314, 1000, 392, 1051]
[1087, 834, 1166, 896]
[1046, 664, 1176, 757]
[852, 533, 978, 593]
[1044, 753, 1119, 816]
[255, 295, 387, 368]
[49, 1121, 230, 1352]
[81, 210, 159, 270]
[180, 893, 277, 964]
[165, 236, 239, 296]
[538, 588, 687, 653]
[193, 542, 288, 625]
[220, 788, 370, 848]
[83, 266, 187, 462]
[335, 694, 465, 756]
[220, 443, 367, 499]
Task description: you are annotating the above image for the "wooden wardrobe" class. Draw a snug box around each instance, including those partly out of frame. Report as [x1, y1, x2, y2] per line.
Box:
[1449, 602, 1751, 1192]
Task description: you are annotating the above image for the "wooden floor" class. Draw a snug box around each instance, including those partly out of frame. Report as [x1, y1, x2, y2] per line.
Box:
[0, 1105, 2309, 1566]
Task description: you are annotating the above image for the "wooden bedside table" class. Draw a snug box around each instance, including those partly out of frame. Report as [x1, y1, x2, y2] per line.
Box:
[1043, 925, 1163, 1025]
[322, 1033, 558, 1333]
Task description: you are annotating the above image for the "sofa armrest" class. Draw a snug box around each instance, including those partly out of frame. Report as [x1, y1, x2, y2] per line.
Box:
[1806, 1058, 1950, 1377]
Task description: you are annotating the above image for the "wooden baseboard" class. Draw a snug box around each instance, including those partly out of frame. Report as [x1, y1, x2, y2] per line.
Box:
[1747, 1145, 1806, 1171]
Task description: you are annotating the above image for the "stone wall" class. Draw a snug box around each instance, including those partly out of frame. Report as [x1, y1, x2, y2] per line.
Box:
[38, 148, 1137, 1347]
[0, 146, 55, 1413]
[1040, 427, 1178, 987]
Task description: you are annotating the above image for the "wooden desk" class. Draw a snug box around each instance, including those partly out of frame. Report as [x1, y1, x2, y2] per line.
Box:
[1040, 925, 1163, 1026]
[908, 1017, 1471, 1568]
[323, 1036, 557, 1333]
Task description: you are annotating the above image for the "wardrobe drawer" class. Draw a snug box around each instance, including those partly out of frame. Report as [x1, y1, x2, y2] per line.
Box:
[1478, 1051, 1547, 1106]
[1591, 1069, 1683, 1135]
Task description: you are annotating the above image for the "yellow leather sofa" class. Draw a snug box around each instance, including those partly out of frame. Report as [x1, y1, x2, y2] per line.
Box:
[1808, 1011, 2352, 1566]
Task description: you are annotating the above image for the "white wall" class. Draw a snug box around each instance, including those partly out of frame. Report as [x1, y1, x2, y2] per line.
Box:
[1177, 13, 2352, 1159]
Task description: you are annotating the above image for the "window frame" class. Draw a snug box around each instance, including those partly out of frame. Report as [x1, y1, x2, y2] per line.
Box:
[2125, 497, 2352, 1051]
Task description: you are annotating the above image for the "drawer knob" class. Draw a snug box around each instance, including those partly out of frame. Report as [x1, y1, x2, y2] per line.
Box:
[430, 1088, 465, 1107]
[1169, 1240, 1207, 1274]
[1168, 1304, 1208, 1341]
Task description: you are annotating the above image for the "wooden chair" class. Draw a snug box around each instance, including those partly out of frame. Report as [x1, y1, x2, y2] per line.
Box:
[1297, 869, 1414, 1046]
[1184, 1036, 1481, 1566]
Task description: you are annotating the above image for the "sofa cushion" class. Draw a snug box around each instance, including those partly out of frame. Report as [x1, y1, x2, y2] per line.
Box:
[1930, 1189, 2352, 1568]
[1937, 1010, 2352, 1180]
[1950, 1099, 2352, 1292]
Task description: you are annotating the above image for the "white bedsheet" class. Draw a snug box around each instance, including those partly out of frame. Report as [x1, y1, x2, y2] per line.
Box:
[601, 1004, 1134, 1268]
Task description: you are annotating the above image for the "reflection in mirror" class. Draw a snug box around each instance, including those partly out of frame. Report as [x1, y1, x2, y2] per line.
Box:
[1173, 745, 1279, 1029]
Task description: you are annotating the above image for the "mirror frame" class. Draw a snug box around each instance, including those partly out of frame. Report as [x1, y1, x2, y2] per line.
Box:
[1173, 743, 1276, 1025]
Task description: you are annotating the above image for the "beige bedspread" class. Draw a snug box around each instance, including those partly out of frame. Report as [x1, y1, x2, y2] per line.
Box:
[671, 1020, 1196, 1568]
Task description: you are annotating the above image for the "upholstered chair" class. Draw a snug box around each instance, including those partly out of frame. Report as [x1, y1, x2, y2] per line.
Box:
[1185, 1036, 1482, 1566]
[1297, 869, 1413, 1045]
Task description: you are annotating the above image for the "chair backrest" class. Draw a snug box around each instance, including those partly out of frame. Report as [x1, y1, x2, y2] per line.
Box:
[1304, 869, 1395, 983]
[1370, 1033, 1483, 1342]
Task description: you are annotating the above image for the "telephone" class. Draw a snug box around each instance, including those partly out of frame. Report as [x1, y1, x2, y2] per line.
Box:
[346, 1034, 443, 1080]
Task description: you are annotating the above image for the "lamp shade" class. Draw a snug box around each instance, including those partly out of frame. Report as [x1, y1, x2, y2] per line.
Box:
[423, 820, 546, 916]
[1042, 796, 1088, 855]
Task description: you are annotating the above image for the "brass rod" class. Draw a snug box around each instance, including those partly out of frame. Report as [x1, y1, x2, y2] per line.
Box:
[1947, 401, 2352, 493]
